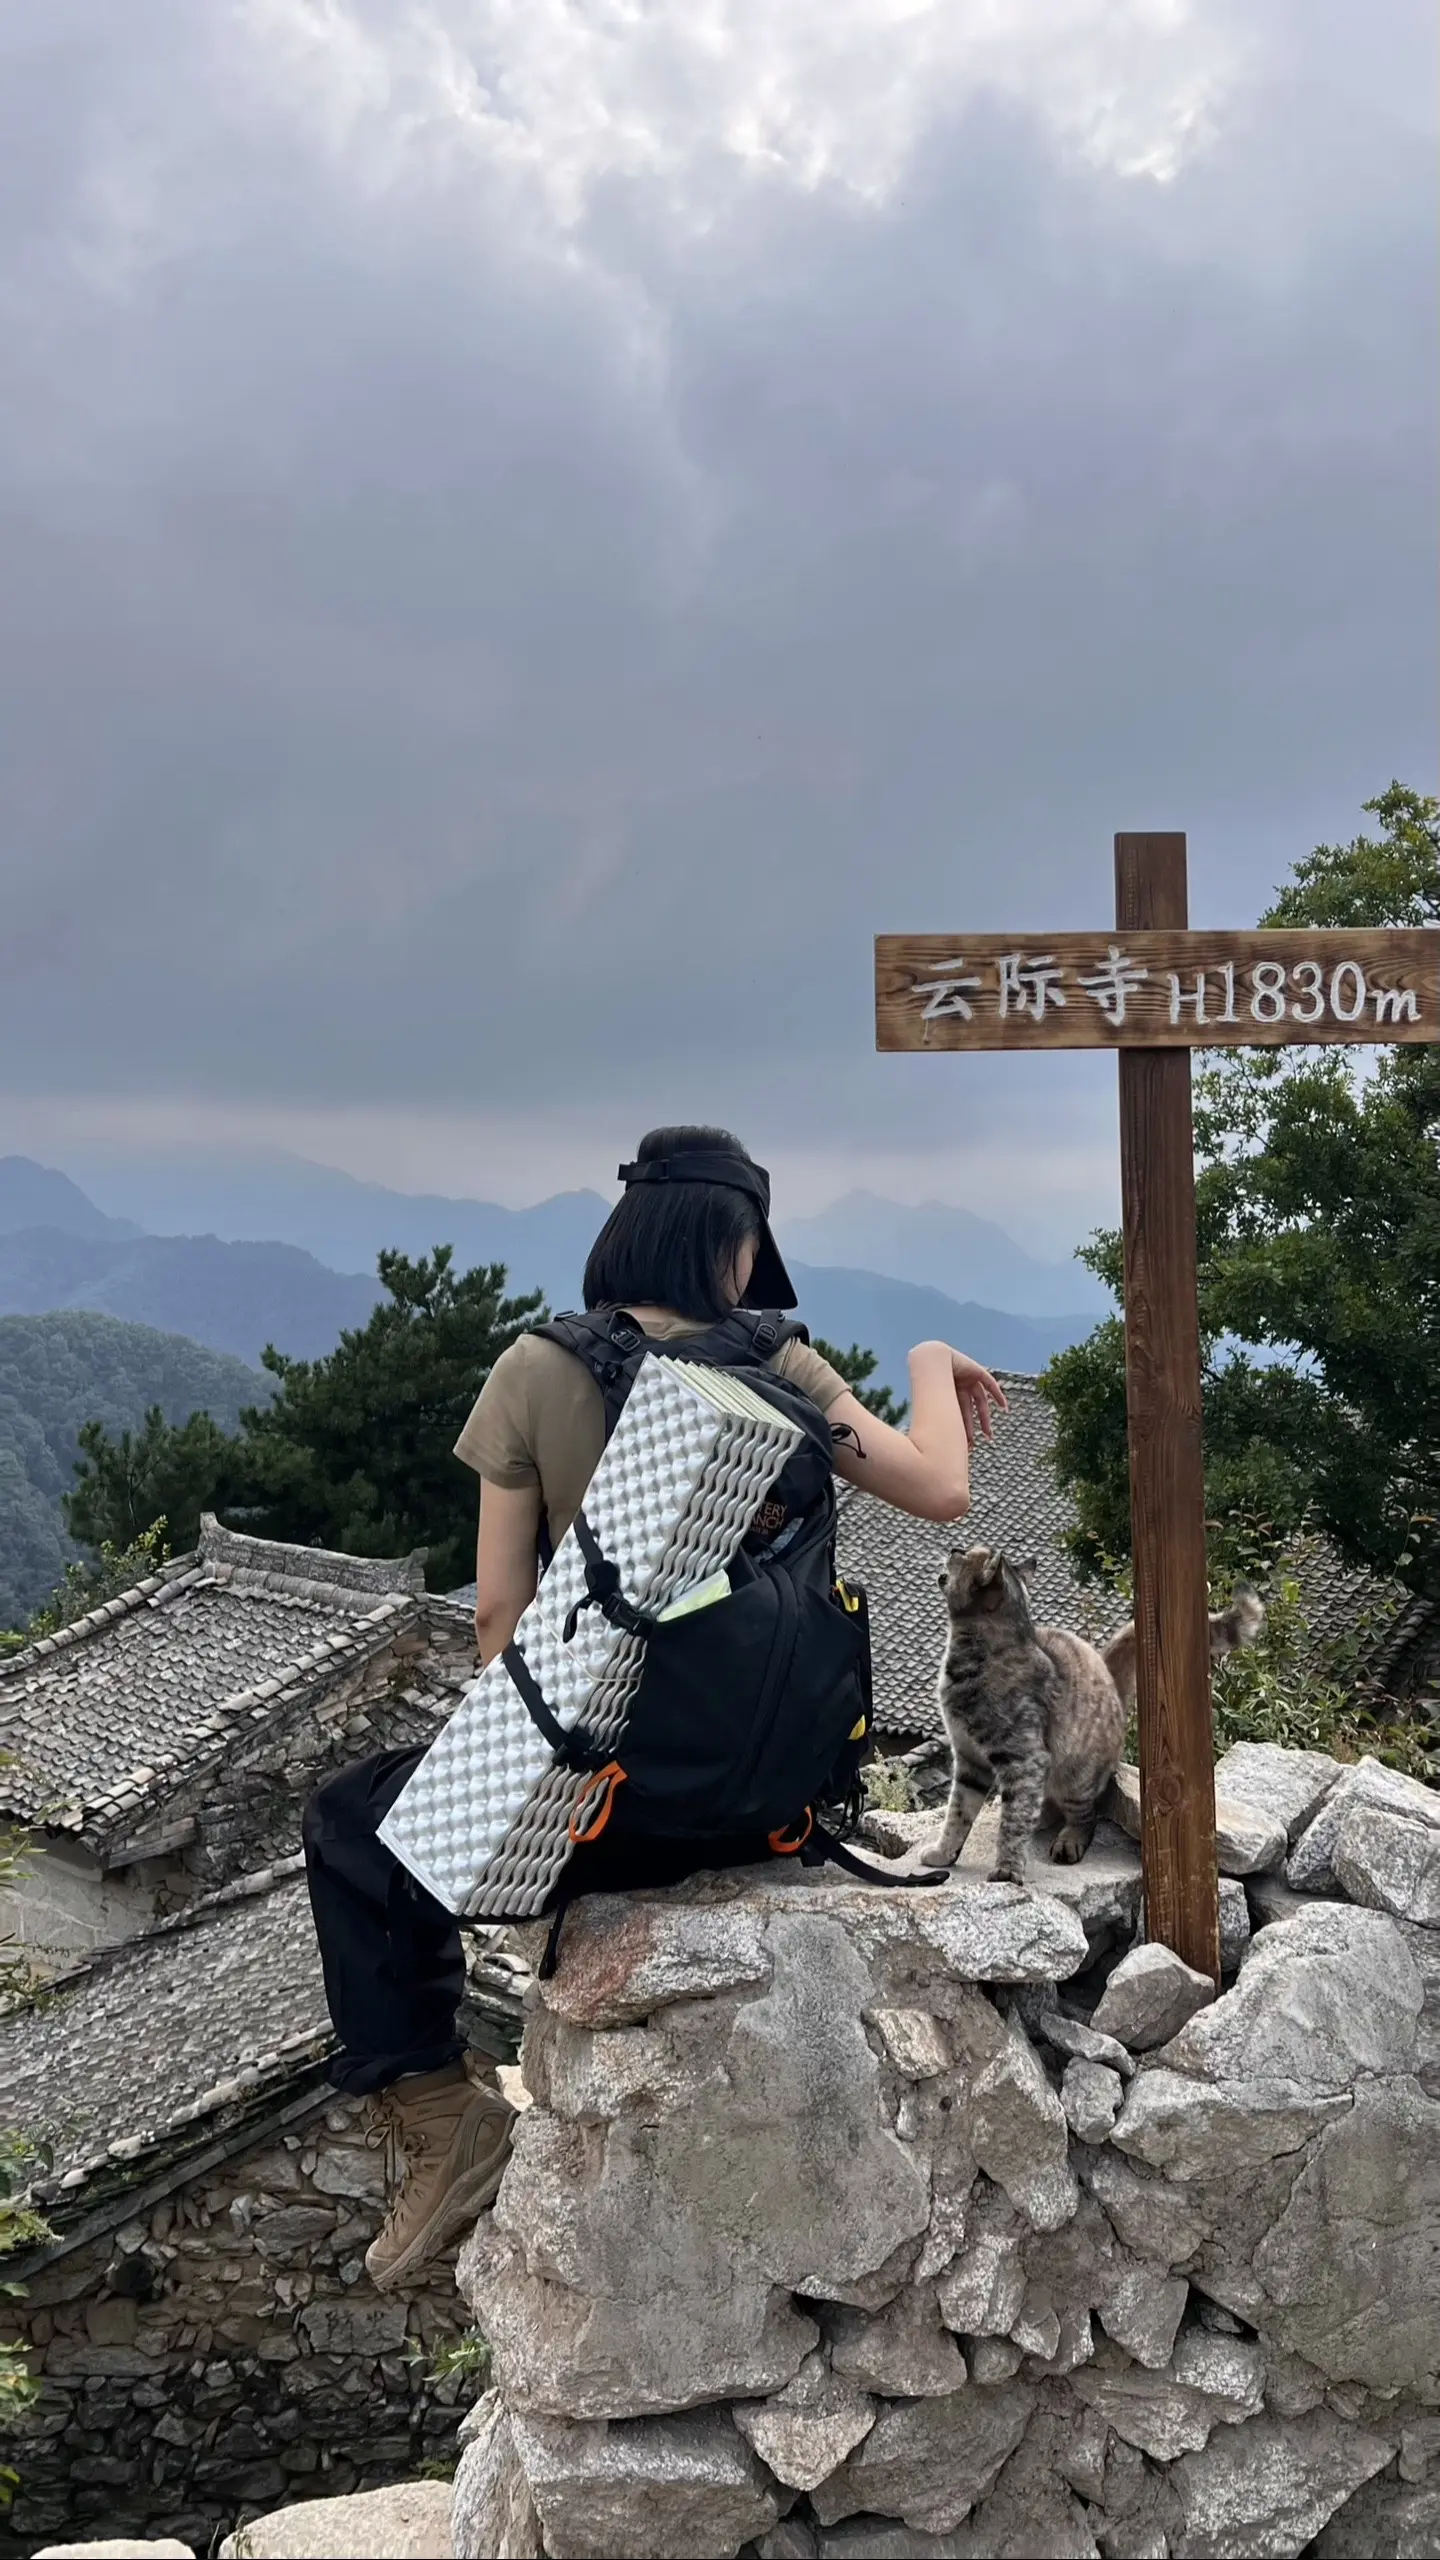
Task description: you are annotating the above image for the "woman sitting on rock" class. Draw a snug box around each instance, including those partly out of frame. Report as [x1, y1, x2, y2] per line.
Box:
[303, 1126, 1006, 2292]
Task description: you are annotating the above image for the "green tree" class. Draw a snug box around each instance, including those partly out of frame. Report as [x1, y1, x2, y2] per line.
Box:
[60, 1249, 543, 1595]
[0, 1523, 172, 1660]
[236, 1248, 543, 1589]
[812, 1339, 909, 1426]
[65, 1408, 238, 1556]
[1041, 785, 1440, 1603]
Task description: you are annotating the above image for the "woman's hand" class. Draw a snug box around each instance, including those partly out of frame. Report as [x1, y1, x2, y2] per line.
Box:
[946, 1347, 1008, 1446]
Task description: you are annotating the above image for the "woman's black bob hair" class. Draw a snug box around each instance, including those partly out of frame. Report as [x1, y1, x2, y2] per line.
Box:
[583, 1126, 792, 1323]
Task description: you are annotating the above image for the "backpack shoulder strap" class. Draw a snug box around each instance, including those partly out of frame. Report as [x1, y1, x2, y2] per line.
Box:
[532, 1309, 652, 1440]
[679, 1308, 810, 1368]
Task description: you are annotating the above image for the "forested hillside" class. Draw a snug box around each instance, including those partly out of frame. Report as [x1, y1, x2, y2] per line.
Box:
[0, 1228, 380, 1367]
[0, 1313, 265, 1629]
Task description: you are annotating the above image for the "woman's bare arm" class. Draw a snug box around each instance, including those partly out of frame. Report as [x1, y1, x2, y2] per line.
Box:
[474, 1481, 543, 1663]
[828, 1343, 1007, 1523]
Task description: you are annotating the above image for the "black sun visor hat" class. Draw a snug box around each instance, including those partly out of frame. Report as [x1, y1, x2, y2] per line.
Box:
[616, 1149, 798, 1311]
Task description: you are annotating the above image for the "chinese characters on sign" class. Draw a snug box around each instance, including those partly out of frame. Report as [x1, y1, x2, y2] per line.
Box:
[879, 929, 1435, 1052]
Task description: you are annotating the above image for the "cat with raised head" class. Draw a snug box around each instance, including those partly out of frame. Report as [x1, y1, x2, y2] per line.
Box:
[922, 1546, 1265, 1884]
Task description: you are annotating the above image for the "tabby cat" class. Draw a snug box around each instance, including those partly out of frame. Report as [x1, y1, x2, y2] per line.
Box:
[922, 1546, 1265, 1884]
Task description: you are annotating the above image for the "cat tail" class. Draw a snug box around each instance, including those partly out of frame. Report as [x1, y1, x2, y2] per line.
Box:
[1210, 1580, 1266, 1659]
[1102, 1581, 1265, 1707]
[1101, 1623, 1138, 1708]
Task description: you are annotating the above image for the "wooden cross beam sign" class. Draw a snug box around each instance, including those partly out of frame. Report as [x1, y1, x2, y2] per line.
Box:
[876, 834, 1437, 1981]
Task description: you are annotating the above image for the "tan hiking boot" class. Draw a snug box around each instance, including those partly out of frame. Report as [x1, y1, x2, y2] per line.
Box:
[364, 2058, 515, 2292]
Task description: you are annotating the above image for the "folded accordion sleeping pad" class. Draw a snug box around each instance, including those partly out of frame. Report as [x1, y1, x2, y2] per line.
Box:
[378, 1309, 943, 1960]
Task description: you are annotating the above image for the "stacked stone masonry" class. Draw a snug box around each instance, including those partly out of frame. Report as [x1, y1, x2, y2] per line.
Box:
[451, 1743, 1440, 2560]
[3, 2101, 468, 2557]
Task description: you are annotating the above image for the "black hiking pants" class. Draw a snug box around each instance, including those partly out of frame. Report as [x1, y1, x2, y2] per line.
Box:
[302, 1746, 466, 2095]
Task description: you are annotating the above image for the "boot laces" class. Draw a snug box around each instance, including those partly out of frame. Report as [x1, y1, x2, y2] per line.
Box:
[366, 2084, 456, 2197]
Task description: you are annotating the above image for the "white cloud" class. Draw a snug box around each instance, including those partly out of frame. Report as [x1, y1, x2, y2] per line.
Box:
[234, 0, 1242, 227]
[0, 0, 1430, 1225]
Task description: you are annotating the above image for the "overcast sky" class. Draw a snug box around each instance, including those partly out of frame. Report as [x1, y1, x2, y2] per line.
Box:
[0, 0, 1434, 1249]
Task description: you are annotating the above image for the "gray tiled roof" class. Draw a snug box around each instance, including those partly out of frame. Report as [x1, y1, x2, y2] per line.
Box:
[837, 1373, 1128, 1744]
[0, 1517, 427, 1844]
[0, 1866, 332, 2194]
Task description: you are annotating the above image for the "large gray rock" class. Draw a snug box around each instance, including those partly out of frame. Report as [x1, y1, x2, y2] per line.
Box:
[1398, 1917, 1440, 2101]
[1168, 2408, 1393, 2558]
[1092, 1943, 1215, 2052]
[1112, 2065, 1351, 2180]
[461, 2166, 819, 2420]
[530, 1866, 1089, 2010]
[1244, 1873, 1344, 1931]
[1314, 2476, 1440, 2556]
[1033, 2007, 1135, 2079]
[1107, 1763, 1288, 1876]
[733, 2353, 877, 2490]
[1335, 1796, 1440, 1928]
[1083, 2146, 1208, 2267]
[965, 2015, 1077, 2230]
[508, 2407, 780, 2559]
[809, 2383, 1036, 2533]
[1251, 2080, 1440, 2395]
[34, 2548, 195, 2558]
[529, 1895, 773, 2027]
[452, 2393, 543, 2560]
[954, 1803, 1144, 1953]
[1060, 2058, 1124, 2144]
[1095, 2253, 1191, 2369]
[220, 2485, 453, 2558]
[1220, 1876, 1252, 1974]
[1071, 2329, 1265, 2462]
[826, 2284, 969, 2397]
[948, 2411, 1102, 2557]
[467, 1905, 945, 2416]
[1112, 1904, 1423, 2184]
[1287, 1757, 1440, 1910]
[935, 2212, 1026, 2338]
[1213, 1743, 1343, 1845]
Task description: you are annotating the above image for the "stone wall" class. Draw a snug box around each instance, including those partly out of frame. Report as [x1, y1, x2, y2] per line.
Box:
[450, 1746, 1440, 2560]
[4, 2093, 469, 2557]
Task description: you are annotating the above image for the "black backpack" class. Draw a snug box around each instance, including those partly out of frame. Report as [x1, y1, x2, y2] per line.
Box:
[499, 1306, 939, 1966]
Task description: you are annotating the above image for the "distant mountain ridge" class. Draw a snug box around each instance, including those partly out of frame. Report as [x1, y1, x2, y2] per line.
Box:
[0, 1227, 384, 1370]
[0, 1156, 142, 1243]
[62, 1145, 1108, 1322]
[8, 1153, 1104, 1396]
[778, 1190, 1107, 1319]
[60, 1148, 609, 1311]
[788, 1265, 1093, 1391]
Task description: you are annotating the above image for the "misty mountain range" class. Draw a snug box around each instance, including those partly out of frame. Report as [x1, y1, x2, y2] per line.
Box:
[0, 1151, 1109, 1627]
[0, 1153, 1107, 1381]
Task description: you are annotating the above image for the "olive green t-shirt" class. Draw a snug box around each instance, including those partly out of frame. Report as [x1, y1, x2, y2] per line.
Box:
[454, 1312, 850, 1550]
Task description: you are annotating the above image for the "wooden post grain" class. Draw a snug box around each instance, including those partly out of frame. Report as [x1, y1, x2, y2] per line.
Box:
[1114, 833, 1221, 1982]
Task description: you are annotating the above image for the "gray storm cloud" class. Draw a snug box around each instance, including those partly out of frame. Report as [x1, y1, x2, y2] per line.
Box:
[0, 0, 1433, 1190]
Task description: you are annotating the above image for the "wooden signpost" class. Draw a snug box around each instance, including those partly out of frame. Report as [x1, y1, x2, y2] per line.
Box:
[876, 834, 1437, 1981]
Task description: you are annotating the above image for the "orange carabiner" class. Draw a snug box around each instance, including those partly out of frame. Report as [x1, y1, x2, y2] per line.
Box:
[568, 1761, 628, 1845]
[767, 1807, 815, 1856]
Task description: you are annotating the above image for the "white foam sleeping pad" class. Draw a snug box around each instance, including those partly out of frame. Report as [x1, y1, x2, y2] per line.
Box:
[378, 1356, 804, 1918]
